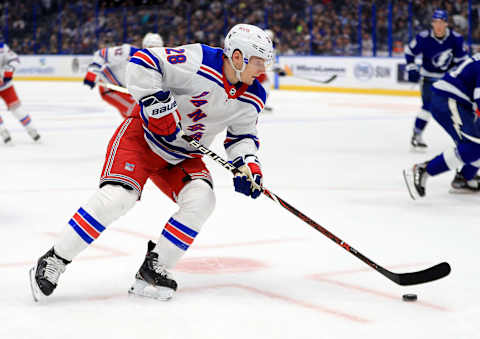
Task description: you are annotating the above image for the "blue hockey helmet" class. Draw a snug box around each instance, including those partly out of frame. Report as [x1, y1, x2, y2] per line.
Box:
[432, 9, 448, 21]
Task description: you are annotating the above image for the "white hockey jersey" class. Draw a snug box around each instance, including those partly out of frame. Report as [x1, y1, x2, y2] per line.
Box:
[126, 44, 267, 165]
[87, 43, 139, 87]
[0, 43, 20, 91]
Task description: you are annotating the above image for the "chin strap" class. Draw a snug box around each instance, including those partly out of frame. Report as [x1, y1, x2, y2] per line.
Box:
[228, 57, 246, 82]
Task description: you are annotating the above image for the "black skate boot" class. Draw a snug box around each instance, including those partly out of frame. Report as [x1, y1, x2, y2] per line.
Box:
[29, 247, 70, 302]
[450, 170, 480, 194]
[0, 128, 11, 144]
[403, 162, 428, 200]
[129, 241, 177, 300]
[410, 133, 427, 152]
[27, 127, 41, 142]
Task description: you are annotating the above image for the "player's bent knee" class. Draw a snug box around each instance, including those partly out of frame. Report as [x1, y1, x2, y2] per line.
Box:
[84, 184, 138, 225]
[177, 179, 216, 223]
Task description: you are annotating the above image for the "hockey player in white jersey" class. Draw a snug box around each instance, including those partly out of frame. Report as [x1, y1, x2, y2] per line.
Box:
[83, 33, 164, 118]
[0, 42, 41, 144]
[30, 24, 272, 302]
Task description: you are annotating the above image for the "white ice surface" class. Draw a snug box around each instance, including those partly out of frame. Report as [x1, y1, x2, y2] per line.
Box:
[0, 81, 478, 338]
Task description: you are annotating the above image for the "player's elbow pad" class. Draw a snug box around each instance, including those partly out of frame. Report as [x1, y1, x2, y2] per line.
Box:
[141, 91, 181, 136]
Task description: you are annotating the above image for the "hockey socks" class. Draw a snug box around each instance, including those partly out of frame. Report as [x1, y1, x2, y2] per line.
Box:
[54, 185, 138, 261]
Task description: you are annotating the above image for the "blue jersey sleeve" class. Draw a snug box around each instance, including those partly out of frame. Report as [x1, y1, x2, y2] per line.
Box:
[405, 32, 424, 69]
[452, 34, 468, 65]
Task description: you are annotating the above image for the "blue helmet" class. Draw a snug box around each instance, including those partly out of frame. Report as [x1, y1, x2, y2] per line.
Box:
[432, 9, 448, 21]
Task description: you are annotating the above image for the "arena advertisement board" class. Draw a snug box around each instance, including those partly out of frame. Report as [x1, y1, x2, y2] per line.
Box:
[277, 56, 418, 95]
[14, 55, 418, 96]
[15, 55, 92, 80]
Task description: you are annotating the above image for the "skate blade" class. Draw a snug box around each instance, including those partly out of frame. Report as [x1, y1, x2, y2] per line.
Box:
[449, 187, 480, 194]
[410, 145, 427, 153]
[402, 169, 419, 200]
[29, 267, 46, 302]
[128, 279, 175, 301]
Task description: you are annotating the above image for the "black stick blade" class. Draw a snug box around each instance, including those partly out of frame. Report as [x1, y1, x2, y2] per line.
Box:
[392, 262, 451, 286]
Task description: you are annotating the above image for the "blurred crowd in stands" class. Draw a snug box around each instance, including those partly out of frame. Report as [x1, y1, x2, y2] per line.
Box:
[0, 0, 477, 56]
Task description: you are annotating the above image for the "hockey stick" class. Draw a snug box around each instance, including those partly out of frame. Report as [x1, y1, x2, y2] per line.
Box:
[273, 66, 338, 84]
[179, 132, 451, 286]
[291, 73, 337, 84]
[97, 81, 130, 94]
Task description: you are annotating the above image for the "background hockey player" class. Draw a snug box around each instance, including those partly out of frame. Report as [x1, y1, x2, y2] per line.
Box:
[405, 9, 467, 152]
[403, 54, 480, 199]
[0, 42, 41, 144]
[30, 24, 272, 302]
[83, 33, 164, 119]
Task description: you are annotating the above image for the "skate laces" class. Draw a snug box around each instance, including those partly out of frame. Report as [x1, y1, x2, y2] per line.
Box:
[414, 164, 427, 187]
[43, 256, 66, 284]
[149, 255, 171, 278]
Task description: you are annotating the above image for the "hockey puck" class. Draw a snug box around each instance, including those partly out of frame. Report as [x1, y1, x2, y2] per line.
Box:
[402, 294, 417, 302]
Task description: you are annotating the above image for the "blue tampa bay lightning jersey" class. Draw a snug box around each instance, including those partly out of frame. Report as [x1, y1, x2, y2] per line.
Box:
[432, 55, 480, 109]
[405, 28, 467, 79]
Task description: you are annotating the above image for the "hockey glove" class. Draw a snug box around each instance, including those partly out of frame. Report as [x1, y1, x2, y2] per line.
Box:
[83, 71, 97, 89]
[407, 69, 420, 83]
[232, 155, 263, 199]
[140, 91, 181, 136]
[3, 70, 13, 84]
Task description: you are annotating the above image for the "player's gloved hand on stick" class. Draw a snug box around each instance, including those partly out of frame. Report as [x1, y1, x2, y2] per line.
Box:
[232, 155, 263, 199]
[140, 91, 181, 137]
[83, 71, 97, 89]
[407, 69, 420, 83]
[3, 70, 13, 84]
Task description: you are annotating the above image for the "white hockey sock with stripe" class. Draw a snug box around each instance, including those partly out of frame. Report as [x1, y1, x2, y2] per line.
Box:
[154, 180, 215, 268]
[54, 185, 138, 261]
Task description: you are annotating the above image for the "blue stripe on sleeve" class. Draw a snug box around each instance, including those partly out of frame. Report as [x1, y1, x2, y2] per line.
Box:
[130, 57, 159, 72]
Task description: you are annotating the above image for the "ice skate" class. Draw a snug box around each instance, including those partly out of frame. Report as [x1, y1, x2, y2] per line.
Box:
[129, 241, 177, 300]
[449, 170, 480, 194]
[0, 128, 11, 144]
[29, 247, 69, 302]
[410, 133, 427, 152]
[403, 162, 428, 200]
[26, 127, 41, 142]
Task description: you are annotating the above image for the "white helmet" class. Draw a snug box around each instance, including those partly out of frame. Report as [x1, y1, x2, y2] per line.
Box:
[142, 32, 164, 48]
[224, 24, 273, 81]
[264, 29, 274, 41]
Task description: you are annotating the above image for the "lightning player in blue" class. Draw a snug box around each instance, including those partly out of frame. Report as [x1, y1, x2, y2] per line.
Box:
[405, 9, 467, 152]
[403, 54, 480, 199]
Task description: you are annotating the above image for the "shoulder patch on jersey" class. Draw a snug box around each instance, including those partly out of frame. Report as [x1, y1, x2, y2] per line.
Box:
[419, 30, 429, 38]
[200, 44, 224, 75]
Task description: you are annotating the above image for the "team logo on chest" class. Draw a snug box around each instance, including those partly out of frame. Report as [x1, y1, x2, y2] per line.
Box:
[229, 88, 236, 96]
[432, 49, 453, 70]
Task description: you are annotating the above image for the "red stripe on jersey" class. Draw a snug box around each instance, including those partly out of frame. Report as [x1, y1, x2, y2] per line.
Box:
[243, 93, 264, 109]
[199, 66, 222, 82]
[132, 51, 157, 70]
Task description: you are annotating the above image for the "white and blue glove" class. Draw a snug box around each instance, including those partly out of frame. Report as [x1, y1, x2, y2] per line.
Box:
[232, 155, 263, 199]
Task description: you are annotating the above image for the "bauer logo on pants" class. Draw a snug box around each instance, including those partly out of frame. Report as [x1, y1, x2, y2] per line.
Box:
[124, 162, 135, 172]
